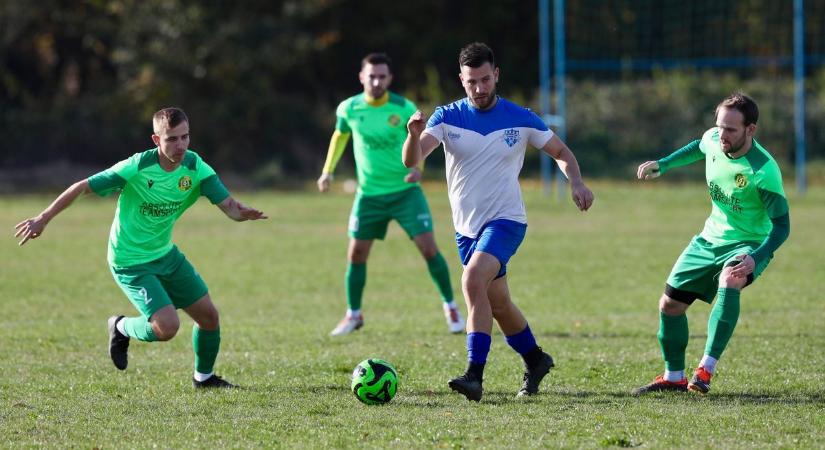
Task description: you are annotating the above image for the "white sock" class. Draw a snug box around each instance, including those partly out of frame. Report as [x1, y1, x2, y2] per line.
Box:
[443, 301, 458, 310]
[194, 370, 214, 382]
[699, 355, 718, 374]
[347, 309, 361, 318]
[664, 370, 685, 382]
[116, 318, 127, 336]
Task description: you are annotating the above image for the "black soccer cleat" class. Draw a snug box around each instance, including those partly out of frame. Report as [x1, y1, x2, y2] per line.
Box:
[517, 351, 555, 397]
[448, 373, 483, 402]
[631, 375, 688, 396]
[193, 374, 237, 389]
[108, 315, 130, 371]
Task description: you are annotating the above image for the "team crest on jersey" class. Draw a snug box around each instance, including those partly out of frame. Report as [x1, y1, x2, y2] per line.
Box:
[387, 114, 401, 126]
[178, 176, 192, 191]
[447, 131, 461, 141]
[503, 128, 520, 147]
[734, 173, 748, 188]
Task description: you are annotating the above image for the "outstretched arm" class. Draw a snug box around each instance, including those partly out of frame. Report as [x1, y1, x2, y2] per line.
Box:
[15, 179, 92, 245]
[541, 135, 594, 211]
[638, 140, 704, 180]
[402, 110, 440, 168]
[217, 196, 267, 222]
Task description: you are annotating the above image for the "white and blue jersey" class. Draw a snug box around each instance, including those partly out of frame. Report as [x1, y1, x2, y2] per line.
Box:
[424, 97, 554, 238]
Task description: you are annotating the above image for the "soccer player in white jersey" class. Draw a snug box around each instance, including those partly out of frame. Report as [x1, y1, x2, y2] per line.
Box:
[403, 42, 594, 401]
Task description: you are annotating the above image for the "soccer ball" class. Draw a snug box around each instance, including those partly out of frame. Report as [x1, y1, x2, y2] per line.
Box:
[351, 358, 398, 405]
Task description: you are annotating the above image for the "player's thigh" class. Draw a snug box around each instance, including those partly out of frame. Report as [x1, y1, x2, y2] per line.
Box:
[718, 241, 771, 288]
[349, 193, 391, 240]
[666, 236, 721, 304]
[392, 186, 434, 239]
[474, 219, 527, 279]
[109, 265, 173, 318]
[157, 248, 209, 310]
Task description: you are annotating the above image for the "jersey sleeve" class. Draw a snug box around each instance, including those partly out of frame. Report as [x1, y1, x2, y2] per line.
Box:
[423, 107, 446, 143]
[525, 110, 554, 148]
[195, 156, 230, 204]
[87, 153, 140, 196]
[657, 140, 704, 175]
[749, 160, 790, 265]
[335, 101, 351, 133]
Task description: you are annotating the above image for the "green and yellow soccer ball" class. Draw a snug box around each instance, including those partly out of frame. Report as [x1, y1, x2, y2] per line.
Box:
[351, 358, 398, 405]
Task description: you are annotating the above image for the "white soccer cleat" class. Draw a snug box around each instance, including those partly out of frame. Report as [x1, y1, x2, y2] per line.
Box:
[330, 314, 364, 336]
[444, 305, 465, 334]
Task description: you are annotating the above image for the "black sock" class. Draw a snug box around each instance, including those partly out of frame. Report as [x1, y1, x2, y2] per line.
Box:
[466, 361, 485, 381]
[523, 346, 545, 368]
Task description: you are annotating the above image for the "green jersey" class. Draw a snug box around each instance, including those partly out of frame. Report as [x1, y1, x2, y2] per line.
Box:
[88, 149, 230, 267]
[336, 92, 417, 196]
[658, 128, 790, 264]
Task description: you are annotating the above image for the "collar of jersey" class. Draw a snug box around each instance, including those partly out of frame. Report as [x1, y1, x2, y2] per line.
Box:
[364, 92, 389, 107]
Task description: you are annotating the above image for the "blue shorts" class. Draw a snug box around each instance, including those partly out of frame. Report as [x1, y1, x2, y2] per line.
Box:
[455, 219, 527, 279]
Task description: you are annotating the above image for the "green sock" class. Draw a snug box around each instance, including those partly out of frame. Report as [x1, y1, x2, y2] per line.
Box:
[658, 312, 688, 371]
[705, 288, 740, 359]
[426, 252, 454, 303]
[346, 263, 367, 311]
[193, 326, 221, 374]
[122, 316, 159, 342]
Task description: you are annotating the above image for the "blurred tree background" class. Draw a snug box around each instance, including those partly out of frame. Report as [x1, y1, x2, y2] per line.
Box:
[1, 0, 823, 190]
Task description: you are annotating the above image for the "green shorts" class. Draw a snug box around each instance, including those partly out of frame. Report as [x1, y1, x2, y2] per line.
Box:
[109, 245, 208, 318]
[665, 235, 772, 304]
[348, 185, 434, 240]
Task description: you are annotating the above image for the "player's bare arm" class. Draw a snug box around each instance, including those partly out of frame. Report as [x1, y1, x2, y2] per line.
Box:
[15, 179, 92, 245]
[217, 197, 268, 221]
[637, 161, 661, 180]
[402, 111, 438, 168]
[541, 135, 594, 211]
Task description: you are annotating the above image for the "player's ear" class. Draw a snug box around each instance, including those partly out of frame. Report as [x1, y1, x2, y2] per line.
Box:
[746, 123, 757, 138]
[151, 134, 161, 146]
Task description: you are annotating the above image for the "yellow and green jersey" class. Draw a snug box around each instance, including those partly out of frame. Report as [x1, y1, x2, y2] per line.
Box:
[657, 128, 790, 265]
[334, 92, 417, 196]
[88, 149, 230, 267]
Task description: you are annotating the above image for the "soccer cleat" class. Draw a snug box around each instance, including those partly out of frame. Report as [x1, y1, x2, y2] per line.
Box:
[107, 315, 129, 371]
[631, 375, 688, 396]
[517, 351, 555, 397]
[444, 305, 465, 334]
[193, 374, 237, 389]
[688, 366, 713, 394]
[448, 373, 483, 402]
[329, 313, 364, 336]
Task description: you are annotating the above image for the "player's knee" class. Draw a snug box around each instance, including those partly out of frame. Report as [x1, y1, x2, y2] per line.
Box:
[196, 309, 220, 331]
[659, 295, 688, 316]
[152, 315, 180, 341]
[461, 269, 487, 296]
[719, 271, 748, 289]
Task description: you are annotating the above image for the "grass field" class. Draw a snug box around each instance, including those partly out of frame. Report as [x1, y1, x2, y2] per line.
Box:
[1, 181, 823, 448]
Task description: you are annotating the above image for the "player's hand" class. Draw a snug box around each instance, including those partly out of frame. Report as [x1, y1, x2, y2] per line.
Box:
[570, 181, 594, 211]
[236, 203, 268, 221]
[14, 215, 47, 246]
[405, 167, 422, 183]
[728, 254, 755, 278]
[317, 173, 332, 192]
[406, 110, 427, 136]
[637, 161, 661, 180]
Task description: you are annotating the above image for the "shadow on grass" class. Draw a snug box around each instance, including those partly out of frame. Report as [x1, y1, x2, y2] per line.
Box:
[550, 389, 825, 406]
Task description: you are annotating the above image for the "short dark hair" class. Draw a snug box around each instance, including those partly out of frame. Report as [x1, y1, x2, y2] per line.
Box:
[716, 92, 759, 126]
[153, 107, 189, 134]
[361, 52, 392, 70]
[459, 42, 495, 69]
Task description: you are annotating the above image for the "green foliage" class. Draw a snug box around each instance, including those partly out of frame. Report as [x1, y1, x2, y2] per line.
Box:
[1, 183, 823, 448]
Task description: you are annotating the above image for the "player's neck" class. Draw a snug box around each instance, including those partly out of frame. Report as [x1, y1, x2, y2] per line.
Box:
[158, 152, 182, 171]
[364, 92, 389, 106]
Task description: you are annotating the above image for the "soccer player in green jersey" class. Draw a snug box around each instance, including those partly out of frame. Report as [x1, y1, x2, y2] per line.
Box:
[317, 52, 463, 336]
[15, 107, 267, 388]
[633, 93, 790, 395]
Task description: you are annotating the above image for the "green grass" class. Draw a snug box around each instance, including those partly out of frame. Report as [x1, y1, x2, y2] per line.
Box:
[1, 181, 823, 448]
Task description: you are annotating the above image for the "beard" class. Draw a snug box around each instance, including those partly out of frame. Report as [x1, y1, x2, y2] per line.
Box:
[470, 90, 497, 110]
[722, 134, 747, 155]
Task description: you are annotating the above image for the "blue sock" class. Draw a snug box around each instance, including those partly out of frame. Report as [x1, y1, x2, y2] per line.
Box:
[467, 332, 492, 364]
[505, 324, 538, 355]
